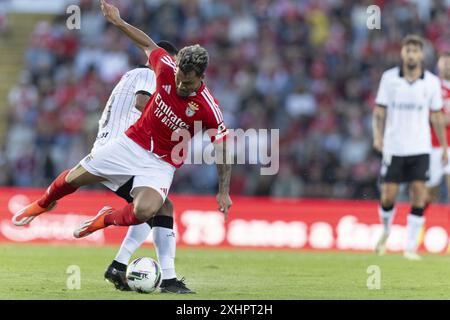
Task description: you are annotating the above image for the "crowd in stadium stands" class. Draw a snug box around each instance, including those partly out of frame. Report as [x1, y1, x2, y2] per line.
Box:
[2, 0, 450, 199]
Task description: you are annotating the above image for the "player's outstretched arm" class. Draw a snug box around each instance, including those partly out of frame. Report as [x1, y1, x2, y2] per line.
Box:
[214, 140, 232, 221]
[100, 0, 158, 58]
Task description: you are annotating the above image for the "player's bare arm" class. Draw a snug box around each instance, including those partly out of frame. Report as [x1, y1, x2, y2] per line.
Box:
[372, 105, 386, 152]
[135, 93, 150, 112]
[100, 0, 158, 58]
[214, 140, 232, 221]
[430, 110, 449, 165]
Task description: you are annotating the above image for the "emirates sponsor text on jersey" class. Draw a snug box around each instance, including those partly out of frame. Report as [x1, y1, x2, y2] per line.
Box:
[154, 92, 190, 131]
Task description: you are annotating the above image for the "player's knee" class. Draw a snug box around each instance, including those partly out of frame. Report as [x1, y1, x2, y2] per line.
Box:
[157, 198, 173, 217]
[410, 207, 425, 217]
[380, 195, 395, 209]
[133, 202, 160, 221]
[380, 202, 395, 211]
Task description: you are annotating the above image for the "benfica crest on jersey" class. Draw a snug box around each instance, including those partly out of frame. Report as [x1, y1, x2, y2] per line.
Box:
[186, 102, 199, 117]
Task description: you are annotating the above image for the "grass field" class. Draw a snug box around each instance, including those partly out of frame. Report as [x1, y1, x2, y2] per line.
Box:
[0, 243, 449, 300]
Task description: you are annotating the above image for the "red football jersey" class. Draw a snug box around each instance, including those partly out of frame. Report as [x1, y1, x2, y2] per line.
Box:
[126, 48, 228, 167]
[431, 80, 450, 147]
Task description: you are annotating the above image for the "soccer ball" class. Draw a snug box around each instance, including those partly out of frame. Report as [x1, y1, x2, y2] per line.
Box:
[126, 257, 162, 293]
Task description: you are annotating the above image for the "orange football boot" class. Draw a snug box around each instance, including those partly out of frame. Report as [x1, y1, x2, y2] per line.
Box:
[12, 201, 57, 226]
[73, 206, 113, 238]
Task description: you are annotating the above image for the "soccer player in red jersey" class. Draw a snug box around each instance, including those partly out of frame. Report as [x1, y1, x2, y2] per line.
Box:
[12, 0, 232, 281]
[426, 52, 450, 207]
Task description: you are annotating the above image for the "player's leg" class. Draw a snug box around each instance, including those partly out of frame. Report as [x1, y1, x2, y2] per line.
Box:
[443, 149, 450, 253]
[74, 186, 163, 238]
[12, 164, 105, 226]
[111, 179, 151, 268]
[424, 147, 444, 214]
[405, 181, 427, 260]
[375, 155, 403, 255]
[105, 176, 192, 293]
[404, 154, 430, 260]
[379, 182, 399, 232]
[444, 148, 450, 201]
[72, 136, 173, 238]
[149, 199, 193, 294]
[375, 182, 400, 255]
[103, 178, 146, 290]
[126, 170, 189, 292]
[73, 142, 177, 236]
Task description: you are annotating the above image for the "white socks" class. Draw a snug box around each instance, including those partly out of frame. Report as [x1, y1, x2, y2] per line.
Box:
[114, 223, 151, 265]
[405, 214, 425, 253]
[379, 205, 396, 234]
[153, 226, 177, 280]
[114, 217, 177, 280]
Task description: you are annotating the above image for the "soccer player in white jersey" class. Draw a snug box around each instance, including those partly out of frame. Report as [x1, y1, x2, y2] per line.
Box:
[95, 41, 193, 293]
[373, 35, 448, 261]
[426, 53, 450, 208]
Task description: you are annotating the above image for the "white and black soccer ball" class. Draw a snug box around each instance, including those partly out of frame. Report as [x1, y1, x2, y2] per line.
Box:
[126, 257, 162, 293]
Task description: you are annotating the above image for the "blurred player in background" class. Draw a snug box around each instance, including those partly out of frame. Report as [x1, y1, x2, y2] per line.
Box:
[12, 0, 232, 292]
[373, 35, 447, 261]
[426, 53, 450, 207]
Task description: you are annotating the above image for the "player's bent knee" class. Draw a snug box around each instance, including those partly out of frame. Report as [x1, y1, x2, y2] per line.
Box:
[380, 196, 395, 208]
[156, 198, 173, 217]
[133, 202, 162, 221]
[410, 207, 425, 217]
[380, 202, 395, 211]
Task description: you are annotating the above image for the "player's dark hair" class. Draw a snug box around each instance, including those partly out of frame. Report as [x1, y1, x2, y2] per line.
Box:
[157, 40, 179, 56]
[402, 34, 424, 49]
[439, 51, 450, 58]
[176, 44, 209, 77]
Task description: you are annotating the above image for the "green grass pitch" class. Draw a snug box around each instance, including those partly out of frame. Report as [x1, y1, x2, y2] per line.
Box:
[1, 243, 449, 300]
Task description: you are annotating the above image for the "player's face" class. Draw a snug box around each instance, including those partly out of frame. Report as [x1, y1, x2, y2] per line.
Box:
[401, 44, 424, 70]
[175, 69, 203, 97]
[438, 56, 450, 80]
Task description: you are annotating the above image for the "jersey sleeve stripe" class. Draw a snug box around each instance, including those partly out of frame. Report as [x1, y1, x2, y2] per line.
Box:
[161, 56, 177, 70]
[202, 88, 223, 122]
[201, 91, 222, 123]
[204, 88, 223, 121]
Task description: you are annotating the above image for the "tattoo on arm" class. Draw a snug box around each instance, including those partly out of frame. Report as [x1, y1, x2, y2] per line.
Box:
[215, 141, 231, 193]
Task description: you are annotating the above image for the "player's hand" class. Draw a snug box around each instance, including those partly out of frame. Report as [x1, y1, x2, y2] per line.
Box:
[373, 138, 383, 153]
[442, 149, 449, 166]
[100, 0, 122, 26]
[216, 192, 232, 222]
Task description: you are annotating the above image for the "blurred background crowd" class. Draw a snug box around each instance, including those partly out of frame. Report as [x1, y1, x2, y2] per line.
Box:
[1, 0, 450, 199]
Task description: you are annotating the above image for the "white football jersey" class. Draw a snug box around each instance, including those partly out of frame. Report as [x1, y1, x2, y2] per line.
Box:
[92, 66, 156, 152]
[375, 67, 443, 156]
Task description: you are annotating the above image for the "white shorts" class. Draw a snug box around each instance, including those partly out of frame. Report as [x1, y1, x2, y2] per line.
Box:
[80, 134, 175, 201]
[426, 147, 450, 187]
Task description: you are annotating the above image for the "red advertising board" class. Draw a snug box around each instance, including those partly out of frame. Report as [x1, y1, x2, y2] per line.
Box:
[0, 188, 449, 253]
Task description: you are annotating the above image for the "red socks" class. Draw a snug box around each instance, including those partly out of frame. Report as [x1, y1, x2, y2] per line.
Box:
[36, 169, 143, 227]
[104, 203, 143, 226]
[37, 170, 78, 208]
